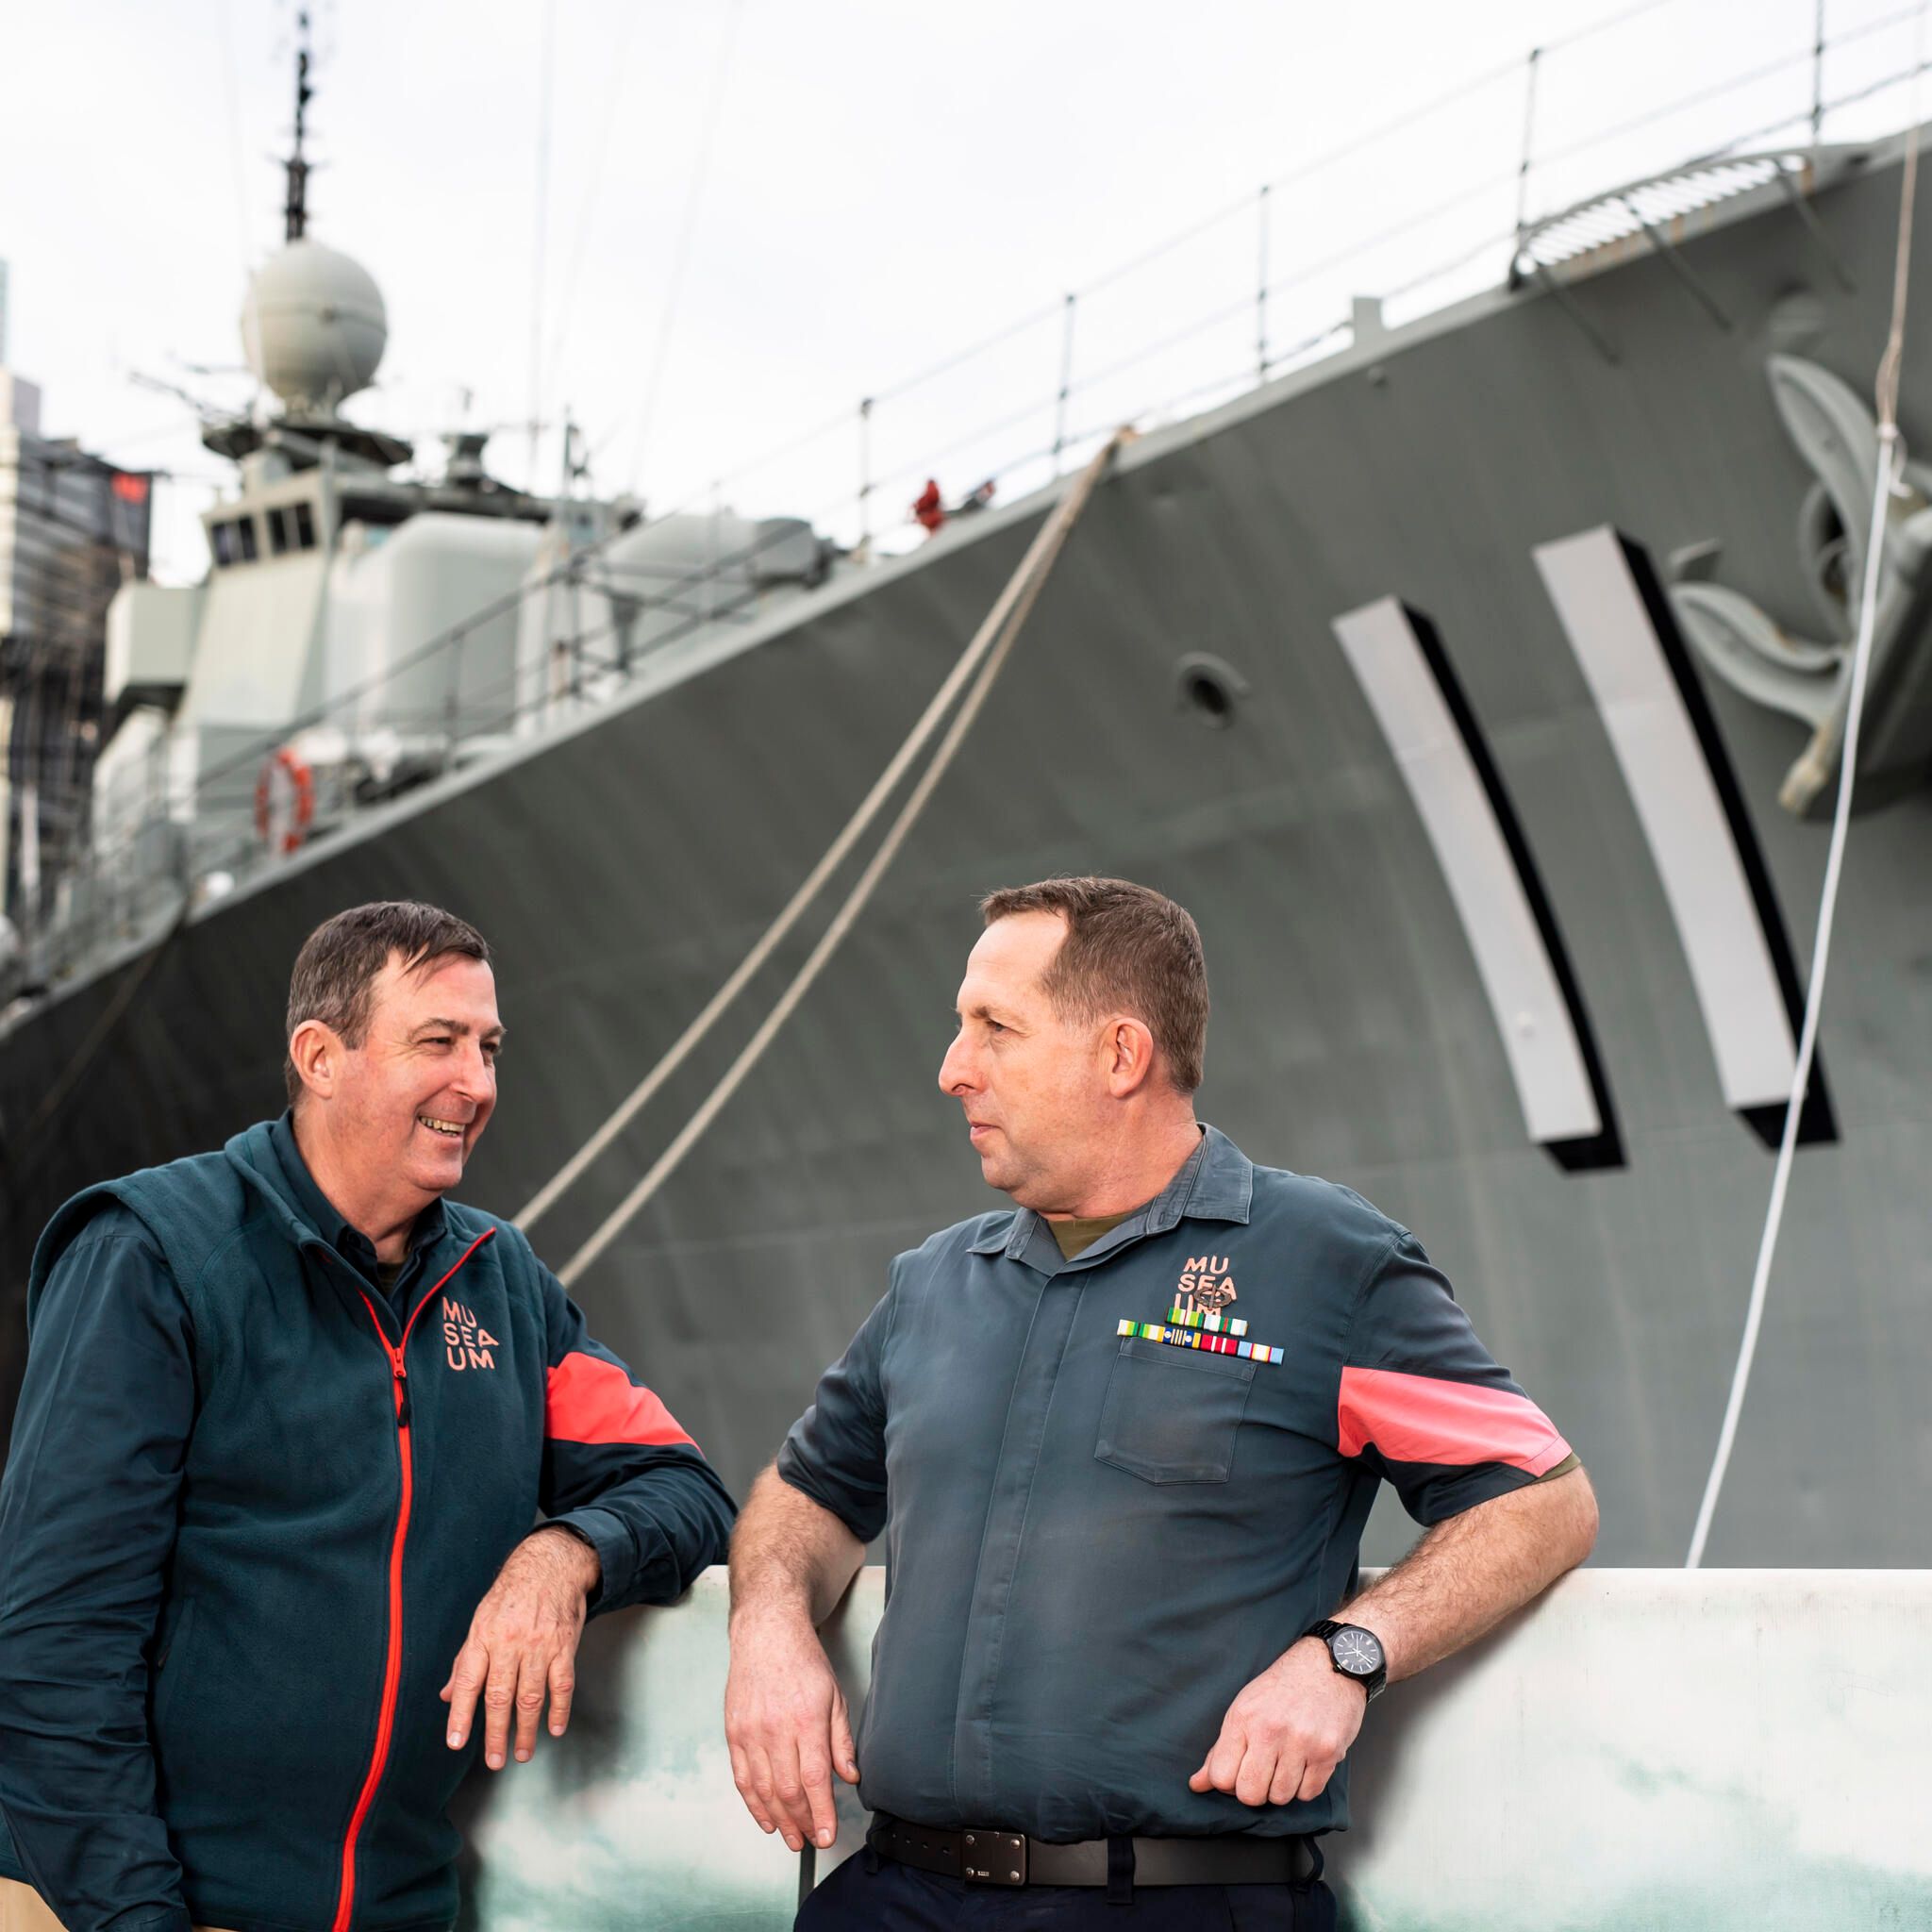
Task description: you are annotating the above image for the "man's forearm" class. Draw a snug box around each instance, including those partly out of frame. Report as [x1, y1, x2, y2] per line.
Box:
[521, 1523, 605, 1594]
[724, 1465, 868, 1852]
[728, 1465, 866, 1630]
[1342, 1466, 1598, 1680]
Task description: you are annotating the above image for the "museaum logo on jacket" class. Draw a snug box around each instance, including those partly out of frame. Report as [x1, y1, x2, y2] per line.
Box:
[441, 1294, 499, 1371]
[1175, 1256, 1236, 1315]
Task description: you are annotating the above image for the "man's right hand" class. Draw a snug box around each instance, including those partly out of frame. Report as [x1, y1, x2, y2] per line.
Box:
[724, 1610, 859, 1853]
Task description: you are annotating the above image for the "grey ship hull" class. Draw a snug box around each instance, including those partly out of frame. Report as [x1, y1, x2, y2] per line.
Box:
[5, 142, 1929, 1568]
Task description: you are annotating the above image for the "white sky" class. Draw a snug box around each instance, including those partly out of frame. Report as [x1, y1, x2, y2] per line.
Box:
[3, 0, 1925, 581]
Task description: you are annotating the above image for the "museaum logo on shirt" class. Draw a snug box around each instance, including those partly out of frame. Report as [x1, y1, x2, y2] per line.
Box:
[441, 1294, 499, 1372]
[1175, 1256, 1237, 1315]
[1122, 1254, 1282, 1362]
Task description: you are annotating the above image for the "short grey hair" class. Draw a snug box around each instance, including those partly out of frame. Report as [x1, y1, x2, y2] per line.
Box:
[978, 875, 1208, 1092]
[284, 901, 491, 1105]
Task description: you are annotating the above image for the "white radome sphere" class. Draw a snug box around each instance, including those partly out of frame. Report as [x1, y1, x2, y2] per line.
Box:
[241, 240, 387, 412]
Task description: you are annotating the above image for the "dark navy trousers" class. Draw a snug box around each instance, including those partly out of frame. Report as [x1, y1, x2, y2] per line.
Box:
[795, 1853, 1339, 1928]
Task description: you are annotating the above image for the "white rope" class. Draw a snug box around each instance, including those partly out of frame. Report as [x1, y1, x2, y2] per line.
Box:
[551, 428, 1132, 1286]
[1684, 64, 1923, 1567]
[515, 427, 1132, 1240]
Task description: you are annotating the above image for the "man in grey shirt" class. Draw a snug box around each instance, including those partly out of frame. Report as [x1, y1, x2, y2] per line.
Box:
[725, 877, 1596, 1927]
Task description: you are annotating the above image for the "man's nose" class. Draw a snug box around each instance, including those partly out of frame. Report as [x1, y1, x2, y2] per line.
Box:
[450, 1040, 492, 1098]
[938, 1034, 976, 1095]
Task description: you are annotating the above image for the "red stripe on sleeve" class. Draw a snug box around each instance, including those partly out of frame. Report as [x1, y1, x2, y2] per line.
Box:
[545, 1351, 696, 1448]
[1338, 1366, 1571, 1475]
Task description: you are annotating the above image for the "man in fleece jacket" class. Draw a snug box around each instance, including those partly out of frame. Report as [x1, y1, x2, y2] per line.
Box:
[0, 900, 735, 1932]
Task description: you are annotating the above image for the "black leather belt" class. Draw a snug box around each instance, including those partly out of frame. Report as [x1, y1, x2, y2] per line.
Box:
[871, 1816, 1319, 1888]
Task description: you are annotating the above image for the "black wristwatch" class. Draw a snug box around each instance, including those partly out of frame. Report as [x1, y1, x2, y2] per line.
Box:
[1306, 1619, 1387, 1703]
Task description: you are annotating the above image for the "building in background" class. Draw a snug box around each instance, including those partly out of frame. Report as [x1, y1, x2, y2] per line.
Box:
[0, 262, 153, 962]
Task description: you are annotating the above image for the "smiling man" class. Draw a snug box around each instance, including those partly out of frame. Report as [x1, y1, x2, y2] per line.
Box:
[0, 901, 734, 1932]
[725, 876, 1596, 1928]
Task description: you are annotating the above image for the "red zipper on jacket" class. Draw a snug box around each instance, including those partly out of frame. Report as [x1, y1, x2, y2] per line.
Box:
[330, 1225, 496, 1932]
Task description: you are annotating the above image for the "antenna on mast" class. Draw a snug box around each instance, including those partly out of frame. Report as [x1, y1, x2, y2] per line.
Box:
[283, 9, 314, 242]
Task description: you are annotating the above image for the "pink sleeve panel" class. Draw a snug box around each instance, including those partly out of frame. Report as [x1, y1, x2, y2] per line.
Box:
[1338, 1365, 1572, 1476]
[545, 1350, 696, 1449]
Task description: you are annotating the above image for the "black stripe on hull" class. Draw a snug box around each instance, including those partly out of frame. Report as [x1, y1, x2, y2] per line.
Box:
[1616, 537, 1837, 1149]
[1403, 605, 1625, 1174]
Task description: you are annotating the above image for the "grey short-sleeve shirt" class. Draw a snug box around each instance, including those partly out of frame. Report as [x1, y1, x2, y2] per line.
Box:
[777, 1126, 1572, 1842]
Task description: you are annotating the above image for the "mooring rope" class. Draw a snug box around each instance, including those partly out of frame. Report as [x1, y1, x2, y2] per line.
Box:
[516, 428, 1132, 1266]
[1685, 70, 1923, 1567]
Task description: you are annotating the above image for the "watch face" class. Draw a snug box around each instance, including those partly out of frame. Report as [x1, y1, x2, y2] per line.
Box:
[1331, 1627, 1384, 1676]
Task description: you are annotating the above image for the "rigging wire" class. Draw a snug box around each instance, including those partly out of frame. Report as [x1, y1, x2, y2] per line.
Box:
[1684, 2, 1924, 1569]
[622, 0, 746, 497]
[1536, 36, 1834, 173]
[1700, 51, 1932, 167]
[614, 1, 1688, 525]
[539, 1, 647, 421]
[1070, 68, 1522, 313]
[607, 0, 1908, 547]
[630, 25, 1545, 504]
[217, 0, 255, 276]
[1544, 0, 1676, 55]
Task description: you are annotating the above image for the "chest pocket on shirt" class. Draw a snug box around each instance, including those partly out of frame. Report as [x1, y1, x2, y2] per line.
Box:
[1095, 1336, 1257, 1484]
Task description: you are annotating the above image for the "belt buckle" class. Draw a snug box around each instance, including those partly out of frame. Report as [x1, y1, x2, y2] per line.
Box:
[961, 1827, 1026, 1886]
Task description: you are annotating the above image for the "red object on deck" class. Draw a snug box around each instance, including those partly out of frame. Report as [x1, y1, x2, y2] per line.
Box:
[912, 478, 945, 534]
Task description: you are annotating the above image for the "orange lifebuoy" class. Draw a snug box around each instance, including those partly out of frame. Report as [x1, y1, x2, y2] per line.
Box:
[254, 745, 315, 855]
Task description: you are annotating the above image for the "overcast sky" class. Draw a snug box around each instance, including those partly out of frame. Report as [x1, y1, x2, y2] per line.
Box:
[3, 0, 1924, 580]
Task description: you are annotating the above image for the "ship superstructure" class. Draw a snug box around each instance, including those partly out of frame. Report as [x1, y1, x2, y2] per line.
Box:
[61, 44, 830, 974]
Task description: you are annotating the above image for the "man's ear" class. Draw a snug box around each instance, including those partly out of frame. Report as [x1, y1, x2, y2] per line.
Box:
[1104, 1017, 1159, 1098]
[288, 1019, 343, 1104]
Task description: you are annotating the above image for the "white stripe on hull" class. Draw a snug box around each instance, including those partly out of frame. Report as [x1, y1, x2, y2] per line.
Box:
[1334, 595, 1603, 1147]
[1533, 526, 1797, 1112]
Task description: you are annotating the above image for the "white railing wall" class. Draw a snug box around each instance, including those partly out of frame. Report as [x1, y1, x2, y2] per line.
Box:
[456, 1565, 1932, 1930]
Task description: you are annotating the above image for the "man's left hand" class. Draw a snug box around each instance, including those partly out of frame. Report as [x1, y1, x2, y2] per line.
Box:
[1188, 1635, 1366, 1807]
[441, 1527, 600, 1770]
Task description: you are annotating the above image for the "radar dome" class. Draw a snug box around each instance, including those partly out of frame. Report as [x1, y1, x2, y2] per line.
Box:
[241, 239, 387, 413]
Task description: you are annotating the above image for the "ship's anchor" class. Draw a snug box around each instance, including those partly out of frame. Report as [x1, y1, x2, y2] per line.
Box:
[1668, 352, 1932, 815]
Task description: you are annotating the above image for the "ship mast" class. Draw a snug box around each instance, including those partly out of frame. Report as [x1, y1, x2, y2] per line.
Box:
[282, 9, 314, 243]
